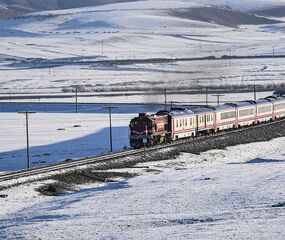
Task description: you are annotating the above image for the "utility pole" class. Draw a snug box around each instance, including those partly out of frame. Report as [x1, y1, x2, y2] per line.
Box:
[164, 88, 167, 110]
[103, 106, 118, 152]
[199, 34, 202, 51]
[75, 87, 78, 113]
[205, 87, 209, 106]
[212, 94, 225, 106]
[228, 49, 231, 63]
[253, 85, 257, 101]
[18, 111, 36, 169]
[170, 53, 173, 64]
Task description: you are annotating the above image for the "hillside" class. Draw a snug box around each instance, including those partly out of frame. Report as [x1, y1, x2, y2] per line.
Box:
[0, 0, 139, 18]
[1, 0, 285, 19]
[0, 0, 284, 100]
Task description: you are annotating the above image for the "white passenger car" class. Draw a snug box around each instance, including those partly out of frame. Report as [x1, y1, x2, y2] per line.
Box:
[235, 101, 256, 127]
[170, 108, 197, 140]
[255, 99, 273, 123]
[214, 104, 237, 131]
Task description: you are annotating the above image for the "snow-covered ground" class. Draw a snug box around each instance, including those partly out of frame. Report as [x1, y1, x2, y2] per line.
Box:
[0, 1, 284, 238]
[0, 112, 135, 172]
[0, 90, 274, 104]
[0, 0, 284, 101]
[0, 137, 284, 239]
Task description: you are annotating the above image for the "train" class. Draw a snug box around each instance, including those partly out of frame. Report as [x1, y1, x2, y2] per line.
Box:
[129, 91, 285, 148]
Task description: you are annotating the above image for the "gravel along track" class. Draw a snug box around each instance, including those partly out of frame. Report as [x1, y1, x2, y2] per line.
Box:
[1, 119, 285, 195]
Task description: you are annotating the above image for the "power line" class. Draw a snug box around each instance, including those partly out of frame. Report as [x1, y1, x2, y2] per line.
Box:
[18, 111, 36, 169]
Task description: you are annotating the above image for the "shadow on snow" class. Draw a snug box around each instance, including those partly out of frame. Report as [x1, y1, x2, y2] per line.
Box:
[229, 157, 285, 165]
[0, 126, 129, 172]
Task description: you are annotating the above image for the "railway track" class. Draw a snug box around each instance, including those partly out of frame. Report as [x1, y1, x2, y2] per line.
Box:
[0, 118, 284, 184]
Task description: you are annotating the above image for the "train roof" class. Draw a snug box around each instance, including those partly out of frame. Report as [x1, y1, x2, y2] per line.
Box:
[189, 106, 215, 114]
[168, 108, 195, 117]
[223, 101, 256, 108]
[265, 96, 285, 102]
[212, 104, 235, 111]
[157, 92, 284, 118]
[255, 98, 272, 105]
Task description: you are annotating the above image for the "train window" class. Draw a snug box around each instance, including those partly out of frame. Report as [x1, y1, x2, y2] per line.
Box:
[190, 118, 192, 125]
[221, 111, 236, 120]
[239, 108, 254, 117]
[183, 119, 185, 126]
[176, 120, 178, 128]
[180, 119, 182, 127]
[185, 118, 187, 126]
[258, 105, 272, 114]
[275, 103, 285, 111]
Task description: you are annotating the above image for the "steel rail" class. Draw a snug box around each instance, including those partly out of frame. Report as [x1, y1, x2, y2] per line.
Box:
[0, 118, 284, 183]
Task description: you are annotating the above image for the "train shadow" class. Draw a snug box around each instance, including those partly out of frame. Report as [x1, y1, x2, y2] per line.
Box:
[0, 126, 129, 172]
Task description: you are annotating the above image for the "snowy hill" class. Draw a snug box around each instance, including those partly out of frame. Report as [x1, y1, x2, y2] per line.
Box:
[0, 0, 285, 99]
[0, 0, 285, 19]
[0, 0, 139, 18]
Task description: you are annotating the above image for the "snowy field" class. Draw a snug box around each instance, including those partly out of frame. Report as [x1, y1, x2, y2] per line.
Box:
[0, 90, 274, 105]
[0, 112, 135, 172]
[0, 137, 284, 239]
[0, 0, 285, 102]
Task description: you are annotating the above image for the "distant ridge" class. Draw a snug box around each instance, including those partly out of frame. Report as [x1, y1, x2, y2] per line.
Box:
[0, 0, 141, 19]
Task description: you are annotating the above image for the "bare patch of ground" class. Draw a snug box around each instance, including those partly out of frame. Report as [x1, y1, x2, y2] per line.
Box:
[254, 6, 285, 18]
[36, 169, 137, 196]
[170, 7, 281, 28]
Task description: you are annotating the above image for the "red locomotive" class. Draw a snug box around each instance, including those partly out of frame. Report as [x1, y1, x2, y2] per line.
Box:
[129, 112, 171, 148]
